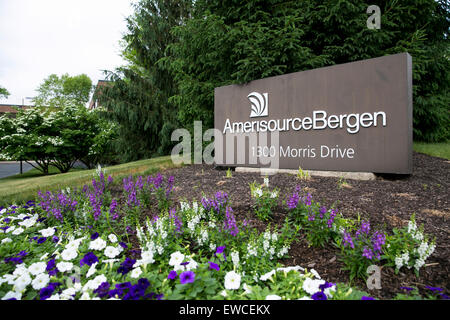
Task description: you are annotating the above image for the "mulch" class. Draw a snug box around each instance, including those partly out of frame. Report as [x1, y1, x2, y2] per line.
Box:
[116, 152, 450, 299]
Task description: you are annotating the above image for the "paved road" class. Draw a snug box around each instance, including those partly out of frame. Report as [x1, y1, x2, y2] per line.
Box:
[0, 161, 88, 179]
[0, 162, 34, 179]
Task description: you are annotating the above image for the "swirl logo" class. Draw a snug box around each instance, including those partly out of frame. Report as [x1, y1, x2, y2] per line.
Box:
[248, 92, 268, 118]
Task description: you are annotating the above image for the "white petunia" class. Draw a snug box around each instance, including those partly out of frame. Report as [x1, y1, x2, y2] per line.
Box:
[130, 267, 142, 279]
[32, 273, 50, 290]
[61, 249, 78, 261]
[185, 259, 198, 271]
[40, 227, 56, 237]
[12, 227, 24, 235]
[243, 283, 252, 294]
[104, 246, 121, 259]
[266, 295, 282, 300]
[86, 263, 98, 278]
[28, 262, 47, 276]
[56, 262, 73, 273]
[89, 238, 107, 251]
[19, 218, 36, 228]
[14, 273, 32, 292]
[169, 251, 185, 266]
[260, 270, 276, 281]
[1, 238, 12, 244]
[140, 250, 155, 265]
[2, 291, 22, 300]
[224, 271, 241, 290]
[108, 234, 118, 243]
[310, 269, 321, 279]
[302, 278, 325, 295]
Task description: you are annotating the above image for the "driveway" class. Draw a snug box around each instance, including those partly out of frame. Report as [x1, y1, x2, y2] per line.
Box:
[0, 161, 34, 179]
[0, 161, 87, 179]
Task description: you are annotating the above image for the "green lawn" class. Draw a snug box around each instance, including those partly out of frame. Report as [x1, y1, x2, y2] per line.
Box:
[0, 155, 180, 206]
[413, 142, 450, 160]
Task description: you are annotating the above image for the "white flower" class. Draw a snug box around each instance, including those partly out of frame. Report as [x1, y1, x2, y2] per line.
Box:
[310, 269, 321, 279]
[277, 266, 304, 273]
[243, 283, 252, 294]
[186, 259, 198, 271]
[13, 265, 29, 277]
[56, 262, 73, 273]
[62, 288, 77, 297]
[40, 253, 49, 261]
[61, 249, 78, 261]
[173, 264, 185, 272]
[104, 246, 121, 259]
[220, 290, 228, 297]
[108, 234, 118, 243]
[324, 285, 336, 298]
[224, 271, 241, 290]
[231, 251, 240, 267]
[169, 251, 185, 266]
[19, 218, 36, 228]
[89, 238, 107, 251]
[86, 263, 98, 278]
[260, 270, 276, 281]
[80, 292, 91, 300]
[270, 191, 278, 199]
[1, 238, 12, 244]
[2, 291, 22, 300]
[32, 273, 50, 290]
[12, 227, 24, 235]
[141, 250, 155, 265]
[14, 273, 32, 292]
[253, 188, 263, 198]
[302, 278, 325, 295]
[130, 267, 142, 279]
[47, 294, 61, 300]
[28, 262, 46, 276]
[40, 227, 55, 237]
[266, 294, 282, 300]
[298, 296, 312, 300]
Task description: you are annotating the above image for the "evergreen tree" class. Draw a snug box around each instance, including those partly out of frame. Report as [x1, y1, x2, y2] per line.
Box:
[101, 0, 192, 162]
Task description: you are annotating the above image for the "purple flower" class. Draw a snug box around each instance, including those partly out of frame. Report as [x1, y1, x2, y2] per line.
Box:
[117, 258, 136, 275]
[94, 282, 111, 298]
[362, 247, 374, 260]
[223, 207, 239, 236]
[319, 206, 327, 218]
[208, 262, 220, 271]
[52, 236, 59, 243]
[116, 282, 132, 290]
[287, 191, 299, 210]
[91, 232, 99, 240]
[137, 278, 150, 291]
[39, 286, 55, 300]
[119, 242, 128, 249]
[319, 282, 335, 291]
[425, 286, 443, 293]
[80, 252, 99, 267]
[400, 287, 414, 292]
[343, 232, 354, 249]
[361, 296, 375, 300]
[37, 237, 47, 244]
[179, 271, 195, 285]
[168, 271, 178, 280]
[311, 291, 328, 300]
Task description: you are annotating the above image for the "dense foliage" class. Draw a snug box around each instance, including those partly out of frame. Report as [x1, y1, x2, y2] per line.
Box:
[0, 106, 118, 174]
[33, 74, 93, 108]
[105, 0, 448, 162]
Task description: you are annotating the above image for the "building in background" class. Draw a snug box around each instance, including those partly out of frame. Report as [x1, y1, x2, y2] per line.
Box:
[0, 104, 33, 117]
[89, 80, 112, 110]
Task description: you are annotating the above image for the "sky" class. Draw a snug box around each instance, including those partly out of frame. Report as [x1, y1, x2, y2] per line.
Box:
[0, 0, 134, 106]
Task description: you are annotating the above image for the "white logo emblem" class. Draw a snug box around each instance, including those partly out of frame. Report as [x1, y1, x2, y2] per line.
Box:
[248, 92, 268, 118]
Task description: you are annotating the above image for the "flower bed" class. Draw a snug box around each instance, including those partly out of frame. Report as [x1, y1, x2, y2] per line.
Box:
[0, 163, 447, 300]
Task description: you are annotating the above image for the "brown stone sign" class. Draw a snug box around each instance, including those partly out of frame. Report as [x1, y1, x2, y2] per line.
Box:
[214, 53, 413, 174]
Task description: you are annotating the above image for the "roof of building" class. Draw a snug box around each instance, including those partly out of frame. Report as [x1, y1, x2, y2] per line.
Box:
[0, 104, 33, 114]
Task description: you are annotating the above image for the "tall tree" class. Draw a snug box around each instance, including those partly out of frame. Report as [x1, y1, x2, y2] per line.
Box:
[33, 73, 92, 108]
[101, 0, 192, 161]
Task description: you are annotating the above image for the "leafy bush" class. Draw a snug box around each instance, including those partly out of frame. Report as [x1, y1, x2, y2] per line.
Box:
[384, 214, 436, 276]
[249, 178, 279, 221]
[335, 220, 387, 280]
[286, 186, 342, 247]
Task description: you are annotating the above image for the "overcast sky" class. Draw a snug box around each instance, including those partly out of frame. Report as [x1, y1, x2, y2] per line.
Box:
[0, 0, 134, 105]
